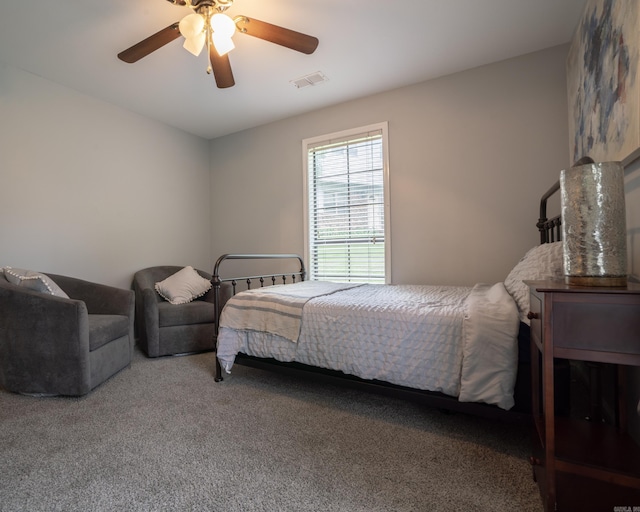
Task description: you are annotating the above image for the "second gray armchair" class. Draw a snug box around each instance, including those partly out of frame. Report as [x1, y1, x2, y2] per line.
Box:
[132, 266, 220, 357]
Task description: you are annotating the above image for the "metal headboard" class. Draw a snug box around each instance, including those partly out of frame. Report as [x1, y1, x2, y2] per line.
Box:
[536, 180, 561, 244]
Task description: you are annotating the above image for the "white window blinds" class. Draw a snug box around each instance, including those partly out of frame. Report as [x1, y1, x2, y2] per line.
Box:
[304, 124, 389, 283]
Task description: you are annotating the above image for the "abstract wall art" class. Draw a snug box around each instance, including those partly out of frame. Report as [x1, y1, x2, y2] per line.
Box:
[567, 0, 640, 166]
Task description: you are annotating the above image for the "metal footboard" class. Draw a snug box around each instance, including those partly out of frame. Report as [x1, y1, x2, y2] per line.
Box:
[212, 253, 306, 382]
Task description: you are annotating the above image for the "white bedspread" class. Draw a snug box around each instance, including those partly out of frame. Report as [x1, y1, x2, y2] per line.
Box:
[217, 281, 520, 409]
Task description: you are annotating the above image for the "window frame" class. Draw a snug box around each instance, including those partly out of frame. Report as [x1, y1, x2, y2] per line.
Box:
[302, 121, 391, 284]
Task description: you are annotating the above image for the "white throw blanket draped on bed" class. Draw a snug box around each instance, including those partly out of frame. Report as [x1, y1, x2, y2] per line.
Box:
[217, 281, 521, 410]
[219, 281, 362, 342]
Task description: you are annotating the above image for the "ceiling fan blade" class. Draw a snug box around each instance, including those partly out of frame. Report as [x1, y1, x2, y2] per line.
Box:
[118, 23, 181, 63]
[209, 46, 235, 88]
[235, 16, 319, 55]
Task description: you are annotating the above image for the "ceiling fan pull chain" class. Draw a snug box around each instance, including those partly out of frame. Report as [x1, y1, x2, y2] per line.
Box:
[204, 6, 213, 74]
[206, 34, 213, 75]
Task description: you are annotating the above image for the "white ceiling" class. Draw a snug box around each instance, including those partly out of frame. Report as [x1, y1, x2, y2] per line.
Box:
[0, 0, 587, 140]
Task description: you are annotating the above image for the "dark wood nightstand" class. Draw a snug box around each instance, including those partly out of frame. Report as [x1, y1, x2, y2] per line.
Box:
[526, 280, 640, 511]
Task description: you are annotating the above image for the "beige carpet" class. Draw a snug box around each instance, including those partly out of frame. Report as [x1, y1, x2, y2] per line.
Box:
[0, 348, 541, 511]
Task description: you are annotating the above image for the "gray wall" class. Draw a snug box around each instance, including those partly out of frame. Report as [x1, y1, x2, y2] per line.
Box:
[209, 45, 571, 286]
[0, 63, 212, 289]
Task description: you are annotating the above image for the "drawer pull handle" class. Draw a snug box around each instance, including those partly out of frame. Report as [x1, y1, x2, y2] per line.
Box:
[527, 312, 539, 320]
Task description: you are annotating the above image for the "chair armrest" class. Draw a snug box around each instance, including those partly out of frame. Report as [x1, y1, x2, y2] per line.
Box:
[140, 287, 160, 331]
[48, 274, 134, 317]
[0, 284, 89, 346]
[134, 283, 161, 356]
[0, 283, 91, 395]
[133, 270, 163, 300]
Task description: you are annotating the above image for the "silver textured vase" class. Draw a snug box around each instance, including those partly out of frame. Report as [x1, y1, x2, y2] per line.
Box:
[560, 161, 627, 287]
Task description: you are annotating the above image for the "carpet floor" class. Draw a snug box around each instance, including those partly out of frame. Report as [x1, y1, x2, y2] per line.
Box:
[0, 348, 541, 511]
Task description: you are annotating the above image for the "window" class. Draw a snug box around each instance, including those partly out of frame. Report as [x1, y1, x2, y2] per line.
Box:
[303, 122, 390, 283]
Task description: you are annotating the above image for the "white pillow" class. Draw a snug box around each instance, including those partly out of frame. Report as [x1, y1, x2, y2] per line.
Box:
[2, 267, 70, 298]
[504, 242, 564, 324]
[155, 266, 212, 305]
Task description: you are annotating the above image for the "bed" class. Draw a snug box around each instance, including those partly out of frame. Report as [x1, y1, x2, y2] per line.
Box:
[212, 181, 565, 420]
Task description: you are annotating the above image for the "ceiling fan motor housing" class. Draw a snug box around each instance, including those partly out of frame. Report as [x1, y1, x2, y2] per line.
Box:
[166, 0, 234, 10]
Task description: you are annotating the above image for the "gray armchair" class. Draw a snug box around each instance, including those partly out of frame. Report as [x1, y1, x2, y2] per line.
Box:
[0, 271, 134, 396]
[132, 266, 224, 357]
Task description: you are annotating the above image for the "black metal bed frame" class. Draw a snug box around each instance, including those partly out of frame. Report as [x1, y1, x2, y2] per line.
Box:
[210, 183, 563, 422]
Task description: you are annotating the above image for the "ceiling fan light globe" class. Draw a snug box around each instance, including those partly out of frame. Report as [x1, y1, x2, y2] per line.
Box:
[210, 13, 236, 38]
[183, 32, 206, 56]
[179, 13, 205, 39]
[212, 33, 235, 56]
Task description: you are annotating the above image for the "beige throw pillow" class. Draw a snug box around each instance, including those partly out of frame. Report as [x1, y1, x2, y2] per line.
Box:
[155, 266, 212, 305]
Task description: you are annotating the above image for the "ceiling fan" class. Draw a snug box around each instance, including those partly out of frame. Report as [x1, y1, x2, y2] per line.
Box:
[117, 0, 319, 89]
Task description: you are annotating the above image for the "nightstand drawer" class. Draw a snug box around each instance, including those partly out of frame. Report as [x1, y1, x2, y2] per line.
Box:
[553, 300, 640, 358]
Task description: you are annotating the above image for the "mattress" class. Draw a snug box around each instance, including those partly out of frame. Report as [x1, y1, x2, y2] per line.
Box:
[217, 281, 520, 409]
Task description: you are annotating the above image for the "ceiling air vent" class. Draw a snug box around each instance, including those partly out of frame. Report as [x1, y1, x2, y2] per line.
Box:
[291, 71, 328, 89]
